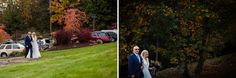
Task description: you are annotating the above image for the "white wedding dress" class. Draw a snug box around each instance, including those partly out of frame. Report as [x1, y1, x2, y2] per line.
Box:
[143, 58, 152, 78]
[26, 36, 41, 58]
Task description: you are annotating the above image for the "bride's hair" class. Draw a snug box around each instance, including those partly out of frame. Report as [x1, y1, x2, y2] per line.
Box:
[32, 32, 37, 40]
[141, 50, 149, 59]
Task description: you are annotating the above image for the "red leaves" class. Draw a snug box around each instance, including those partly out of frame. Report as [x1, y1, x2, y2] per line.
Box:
[0, 25, 11, 43]
[64, 9, 88, 33]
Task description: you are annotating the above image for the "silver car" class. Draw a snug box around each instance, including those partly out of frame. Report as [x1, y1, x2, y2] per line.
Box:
[0, 43, 25, 57]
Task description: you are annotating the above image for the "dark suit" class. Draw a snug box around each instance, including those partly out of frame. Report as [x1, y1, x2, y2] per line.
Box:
[128, 53, 143, 78]
[24, 35, 33, 58]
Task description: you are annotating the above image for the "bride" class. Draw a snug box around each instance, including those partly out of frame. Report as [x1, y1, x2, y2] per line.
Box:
[141, 50, 152, 78]
[26, 32, 41, 58]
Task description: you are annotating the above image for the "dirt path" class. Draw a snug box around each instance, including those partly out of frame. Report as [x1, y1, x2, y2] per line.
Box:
[0, 56, 30, 67]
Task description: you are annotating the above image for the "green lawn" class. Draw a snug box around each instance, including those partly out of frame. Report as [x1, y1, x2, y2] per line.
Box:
[0, 42, 117, 78]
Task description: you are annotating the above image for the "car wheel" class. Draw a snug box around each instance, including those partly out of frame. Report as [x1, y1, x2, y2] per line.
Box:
[1, 53, 8, 57]
[97, 39, 103, 44]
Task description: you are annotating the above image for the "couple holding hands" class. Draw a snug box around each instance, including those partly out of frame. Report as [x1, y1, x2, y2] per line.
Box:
[128, 46, 152, 78]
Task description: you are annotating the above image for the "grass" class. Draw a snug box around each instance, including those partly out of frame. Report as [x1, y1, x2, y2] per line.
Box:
[0, 42, 117, 78]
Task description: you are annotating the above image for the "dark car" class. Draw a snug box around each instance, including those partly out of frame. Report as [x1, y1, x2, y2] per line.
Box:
[104, 32, 117, 41]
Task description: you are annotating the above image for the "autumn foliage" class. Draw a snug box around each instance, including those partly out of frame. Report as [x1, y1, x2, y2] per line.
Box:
[0, 25, 11, 43]
[63, 9, 87, 33]
[50, 0, 88, 45]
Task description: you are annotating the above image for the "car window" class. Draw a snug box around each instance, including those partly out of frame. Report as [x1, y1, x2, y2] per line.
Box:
[5, 45, 12, 49]
[45, 40, 50, 43]
[13, 45, 20, 49]
[98, 32, 107, 36]
[107, 32, 116, 36]
[0, 45, 6, 49]
[109, 32, 116, 36]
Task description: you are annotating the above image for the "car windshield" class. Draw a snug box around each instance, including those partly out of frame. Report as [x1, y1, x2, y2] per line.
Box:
[0, 45, 6, 49]
[108, 32, 116, 36]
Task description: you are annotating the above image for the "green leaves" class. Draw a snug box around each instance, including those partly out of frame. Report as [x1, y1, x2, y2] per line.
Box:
[80, 0, 116, 30]
[1, 0, 50, 38]
[119, 1, 227, 71]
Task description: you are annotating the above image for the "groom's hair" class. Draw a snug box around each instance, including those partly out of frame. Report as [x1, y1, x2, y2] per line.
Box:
[28, 32, 31, 34]
[133, 45, 139, 51]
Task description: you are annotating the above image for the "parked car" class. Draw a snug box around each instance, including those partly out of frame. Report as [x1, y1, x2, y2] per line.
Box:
[75, 29, 113, 44]
[101, 29, 117, 34]
[38, 38, 53, 50]
[91, 31, 113, 44]
[0, 43, 25, 57]
[104, 32, 117, 41]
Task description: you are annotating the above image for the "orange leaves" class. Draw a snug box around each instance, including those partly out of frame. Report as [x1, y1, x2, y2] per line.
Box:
[64, 9, 88, 33]
[50, 0, 88, 33]
[0, 25, 11, 43]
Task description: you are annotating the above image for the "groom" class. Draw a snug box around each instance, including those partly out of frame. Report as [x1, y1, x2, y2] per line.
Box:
[128, 46, 143, 78]
[24, 32, 33, 58]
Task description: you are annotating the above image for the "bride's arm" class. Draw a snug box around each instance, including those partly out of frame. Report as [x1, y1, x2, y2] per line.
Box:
[32, 35, 37, 40]
[35, 35, 38, 40]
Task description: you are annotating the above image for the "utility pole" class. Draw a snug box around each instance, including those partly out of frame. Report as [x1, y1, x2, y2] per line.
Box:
[91, 14, 97, 31]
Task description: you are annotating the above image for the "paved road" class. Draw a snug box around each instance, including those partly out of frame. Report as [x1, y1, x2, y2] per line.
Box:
[0, 57, 30, 67]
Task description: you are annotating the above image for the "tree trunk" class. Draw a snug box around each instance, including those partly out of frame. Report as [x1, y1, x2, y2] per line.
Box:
[194, 17, 209, 78]
[183, 61, 190, 78]
[195, 50, 205, 78]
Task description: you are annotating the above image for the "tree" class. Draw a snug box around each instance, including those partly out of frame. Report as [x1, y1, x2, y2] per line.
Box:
[120, 0, 230, 78]
[80, 0, 116, 30]
[63, 9, 87, 33]
[49, 0, 88, 45]
[1, 0, 50, 40]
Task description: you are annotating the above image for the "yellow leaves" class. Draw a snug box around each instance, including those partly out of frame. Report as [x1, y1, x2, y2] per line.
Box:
[201, 9, 209, 13]
[170, 57, 179, 65]
[163, 6, 174, 16]
[147, 9, 156, 16]
[182, 47, 199, 58]
[50, 0, 65, 13]
[196, 16, 203, 21]
[50, 14, 64, 23]
[120, 43, 129, 53]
